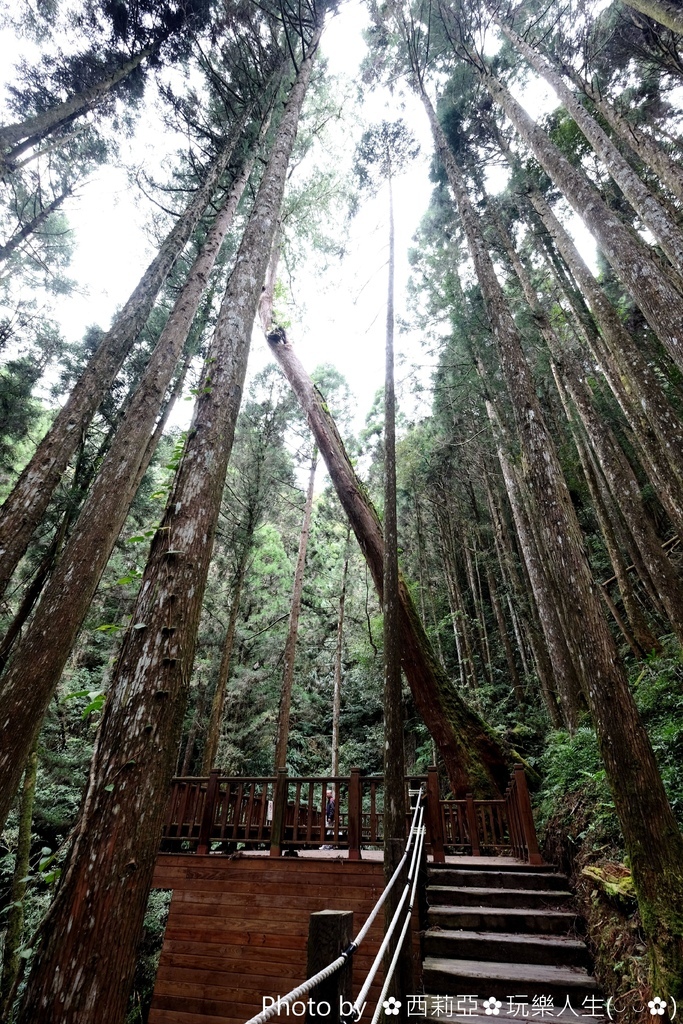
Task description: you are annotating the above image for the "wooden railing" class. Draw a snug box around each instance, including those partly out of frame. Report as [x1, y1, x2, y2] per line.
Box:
[160, 764, 542, 863]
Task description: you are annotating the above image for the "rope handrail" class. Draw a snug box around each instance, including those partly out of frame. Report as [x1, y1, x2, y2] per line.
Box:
[369, 821, 427, 1024]
[346, 805, 426, 1023]
[241, 785, 425, 1024]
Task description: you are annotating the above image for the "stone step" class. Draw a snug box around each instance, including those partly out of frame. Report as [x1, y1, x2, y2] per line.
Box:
[428, 885, 574, 909]
[424, 928, 590, 968]
[428, 868, 568, 891]
[423, 956, 600, 1002]
[428, 905, 579, 935]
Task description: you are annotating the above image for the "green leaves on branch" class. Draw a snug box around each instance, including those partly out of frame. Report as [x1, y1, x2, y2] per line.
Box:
[354, 118, 420, 193]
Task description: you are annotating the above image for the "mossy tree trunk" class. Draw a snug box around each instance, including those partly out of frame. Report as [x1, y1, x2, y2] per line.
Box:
[0, 139, 258, 831]
[13, 30, 322, 1023]
[0, 106, 254, 602]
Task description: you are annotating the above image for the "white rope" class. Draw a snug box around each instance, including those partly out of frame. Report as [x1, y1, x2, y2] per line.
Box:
[370, 822, 427, 1024]
[346, 804, 426, 1023]
[243, 953, 350, 1024]
[242, 786, 425, 1024]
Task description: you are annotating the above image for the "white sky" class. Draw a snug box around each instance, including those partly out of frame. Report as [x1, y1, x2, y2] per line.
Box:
[0, 0, 598, 445]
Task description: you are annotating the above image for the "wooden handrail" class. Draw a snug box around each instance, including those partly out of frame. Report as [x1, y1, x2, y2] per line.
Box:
[161, 767, 541, 862]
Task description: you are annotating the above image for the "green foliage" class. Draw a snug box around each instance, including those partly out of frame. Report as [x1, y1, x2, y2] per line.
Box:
[125, 889, 172, 1024]
[537, 646, 683, 854]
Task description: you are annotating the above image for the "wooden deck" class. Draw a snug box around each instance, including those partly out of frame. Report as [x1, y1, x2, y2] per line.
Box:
[149, 852, 421, 1024]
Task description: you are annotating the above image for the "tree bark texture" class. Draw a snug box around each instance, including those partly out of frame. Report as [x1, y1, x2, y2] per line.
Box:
[485, 480, 562, 725]
[266, 336, 516, 797]
[422, 82, 683, 997]
[568, 70, 683, 205]
[549, 343, 683, 643]
[487, 565, 525, 704]
[490, 10, 683, 276]
[0, 106, 254, 601]
[0, 144, 256, 830]
[274, 448, 317, 770]
[0, 45, 156, 154]
[14, 33, 321, 1024]
[622, 0, 683, 34]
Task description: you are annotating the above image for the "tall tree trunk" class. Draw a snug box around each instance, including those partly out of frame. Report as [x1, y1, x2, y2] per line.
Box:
[552, 365, 661, 655]
[567, 69, 683, 205]
[549, 344, 683, 643]
[475, 61, 683, 375]
[487, 404, 582, 730]
[180, 677, 208, 777]
[14, 32, 321, 1024]
[413, 496, 447, 668]
[0, 743, 37, 1021]
[489, 8, 683, 275]
[524, 185, 683, 532]
[201, 547, 251, 773]
[0, 187, 72, 262]
[0, 142, 257, 829]
[435, 503, 480, 689]
[273, 447, 317, 770]
[0, 45, 157, 155]
[491, 198, 680, 646]
[0, 108, 254, 600]
[382, 169, 409, 1002]
[418, 77, 683, 996]
[266, 335, 517, 796]
[331, 530, 350, 777]
[487, 565, 525, 704]
[622, 0, 683, 34]
[485, 476, 563, 727]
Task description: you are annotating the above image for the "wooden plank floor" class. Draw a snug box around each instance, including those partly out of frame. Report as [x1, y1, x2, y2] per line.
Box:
[150, 853, 419, 1024]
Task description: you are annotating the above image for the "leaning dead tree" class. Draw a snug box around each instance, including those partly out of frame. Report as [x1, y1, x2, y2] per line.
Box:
[267, 333, 519, 797]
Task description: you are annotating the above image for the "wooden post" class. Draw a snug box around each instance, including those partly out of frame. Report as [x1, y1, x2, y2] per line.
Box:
[465, 792, 480, 857]
[197, 769, 220, 855]
[513, 764, 543, 865]
[347, 767, 361, 861]
[270, 768, 288, 858]
[425, 766, 445, 863]
[306, 910, 353, 1023]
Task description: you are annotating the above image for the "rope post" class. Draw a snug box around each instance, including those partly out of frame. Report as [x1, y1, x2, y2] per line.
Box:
[348, 767, 362, 861]
[425, 766, 445, 863]
[306, 910, 353, 1023]
[465, 792, 480, 857]
[197, 770, 220, 855]
[513, 764, 543, 865]
[270, 768, 288, 858]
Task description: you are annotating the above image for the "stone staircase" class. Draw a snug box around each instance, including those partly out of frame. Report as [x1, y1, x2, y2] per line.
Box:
[423, 860, 603, 1017]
